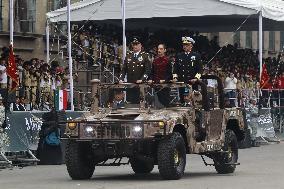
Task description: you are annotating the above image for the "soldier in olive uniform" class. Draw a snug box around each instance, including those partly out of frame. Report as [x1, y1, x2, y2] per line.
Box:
[119, 37, 151, 104]
[22, 61, 32, 104]
[173, 37, 202, 103]
[30, 66, 40, 107]
[248, 97, 260, 147]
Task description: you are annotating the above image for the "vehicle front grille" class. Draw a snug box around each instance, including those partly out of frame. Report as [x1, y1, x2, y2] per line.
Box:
[80, 122, 135, 139]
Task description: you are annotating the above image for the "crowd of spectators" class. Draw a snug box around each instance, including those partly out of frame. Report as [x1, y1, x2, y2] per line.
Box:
[0, 23, 283, 110]
[0, 47, 74, 110]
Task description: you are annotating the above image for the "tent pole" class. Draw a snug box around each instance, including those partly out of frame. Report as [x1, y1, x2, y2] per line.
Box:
[259, 10, 263, 79]
[67, 0, 74, 111]
[46, 20, 50, 64]
[9, 0, 13, 45]
[122, 0, 126, 62]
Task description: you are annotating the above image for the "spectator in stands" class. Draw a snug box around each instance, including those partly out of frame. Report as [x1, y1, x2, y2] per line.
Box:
[0, 58, 7, 90]
[224, 72, 237, 107]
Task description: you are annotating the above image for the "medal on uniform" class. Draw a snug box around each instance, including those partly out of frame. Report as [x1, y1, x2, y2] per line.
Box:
[191, 56, 195, 67]
[138, 56, 143, 61]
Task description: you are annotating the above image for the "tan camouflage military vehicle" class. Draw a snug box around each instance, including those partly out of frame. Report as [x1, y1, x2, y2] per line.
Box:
[63, 75, 245, 180]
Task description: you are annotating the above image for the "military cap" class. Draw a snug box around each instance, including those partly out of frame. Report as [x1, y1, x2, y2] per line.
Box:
[131, 37, 141, 44]
[182, 36, 195, 44]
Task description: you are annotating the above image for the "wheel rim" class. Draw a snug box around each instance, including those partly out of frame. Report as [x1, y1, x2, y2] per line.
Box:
[174, 149, 180, 165]
[227, 146, 232, 160]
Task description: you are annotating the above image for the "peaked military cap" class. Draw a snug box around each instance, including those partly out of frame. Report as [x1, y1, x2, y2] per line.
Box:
[182, 36, 195, 44]
[131, 37, 141, 44]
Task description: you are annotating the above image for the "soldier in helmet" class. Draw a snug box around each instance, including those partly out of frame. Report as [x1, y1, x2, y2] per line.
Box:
[248, 97, 260, 147]
[119, 37, 151, 104]
[173, 36, 202, 103]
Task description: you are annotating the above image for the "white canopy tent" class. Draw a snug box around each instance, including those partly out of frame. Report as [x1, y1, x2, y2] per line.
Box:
[46, 0, 284, 103]
[47, 0, 284, 22]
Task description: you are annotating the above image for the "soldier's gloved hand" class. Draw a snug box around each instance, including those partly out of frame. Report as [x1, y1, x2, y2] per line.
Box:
[119, 80, 124, 84]
[136, 80, 143, 84]
[190, 79, 198, 83]
[172, 78, 178, 83]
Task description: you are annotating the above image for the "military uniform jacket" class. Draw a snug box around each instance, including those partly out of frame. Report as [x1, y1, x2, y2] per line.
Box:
[23, 69, 31, 87]
[173, 52, 202, 82]
[120, 51, 151, 82]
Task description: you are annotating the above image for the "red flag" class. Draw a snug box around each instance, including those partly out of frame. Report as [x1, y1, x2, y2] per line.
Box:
[260, 63, 270, 89]
[7, 45, 19, 91]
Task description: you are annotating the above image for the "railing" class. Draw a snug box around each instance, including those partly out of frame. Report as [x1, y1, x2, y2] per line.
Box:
[223, 88, 284, 133]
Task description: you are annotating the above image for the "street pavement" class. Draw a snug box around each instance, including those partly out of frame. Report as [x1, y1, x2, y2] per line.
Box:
[0, 142, 284, 189]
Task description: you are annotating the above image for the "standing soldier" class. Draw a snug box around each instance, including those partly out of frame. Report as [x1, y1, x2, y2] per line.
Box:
[119, 37, 151, 103]
[149, 44, 172, 107]
[248, 97, 260, 147]
[22, 61, 32, 104]
[29, 66, 40, 109]
[40, 64, 51, 106]
[173, 36, 202, 103]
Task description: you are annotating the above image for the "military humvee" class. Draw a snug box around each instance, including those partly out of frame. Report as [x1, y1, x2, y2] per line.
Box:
[63, 75, 245, 180]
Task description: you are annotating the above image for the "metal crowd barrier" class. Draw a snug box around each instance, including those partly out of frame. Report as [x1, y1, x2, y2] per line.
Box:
[223, 88, 283, 134]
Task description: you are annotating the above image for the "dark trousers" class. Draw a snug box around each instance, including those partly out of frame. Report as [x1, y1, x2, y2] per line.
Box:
[226, 90, 236, 107]
[156, 87, 171, 107]
[126, 88, 140, 104]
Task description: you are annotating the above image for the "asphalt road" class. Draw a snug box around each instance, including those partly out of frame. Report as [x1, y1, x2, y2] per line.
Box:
[1, 142, 284, 189]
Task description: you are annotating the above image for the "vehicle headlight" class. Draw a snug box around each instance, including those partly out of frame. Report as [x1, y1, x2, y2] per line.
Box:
[68, 122, 77, 130]
[152, 121, 165, 129]
[132, 125, 143, 137]
[84, 126, 96, 137]
[158, 121, 165, 129]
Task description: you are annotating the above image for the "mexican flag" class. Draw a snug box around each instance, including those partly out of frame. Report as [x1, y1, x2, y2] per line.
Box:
[54, 89, 68, 111]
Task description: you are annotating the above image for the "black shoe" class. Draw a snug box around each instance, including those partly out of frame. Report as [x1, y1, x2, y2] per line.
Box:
[251, 140, 260, 147]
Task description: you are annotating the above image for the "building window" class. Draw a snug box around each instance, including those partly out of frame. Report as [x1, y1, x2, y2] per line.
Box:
[245, 31, 252, 48]
[233, 31, 240, 47]
[0, 0, 2, 31]
[48, 0, 67, 11]
[15, 0, 36, 33]
[268, 31, 275, 51]
[280, 31, 284, 51]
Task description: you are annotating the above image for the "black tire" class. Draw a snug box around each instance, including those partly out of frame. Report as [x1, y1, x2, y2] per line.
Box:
[238, 128, 251, 149]
[65, 141, 95, 180]
[214, 130, 238, 174]
[157, 133, 186, 180]
[130, 158, 154, 174]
